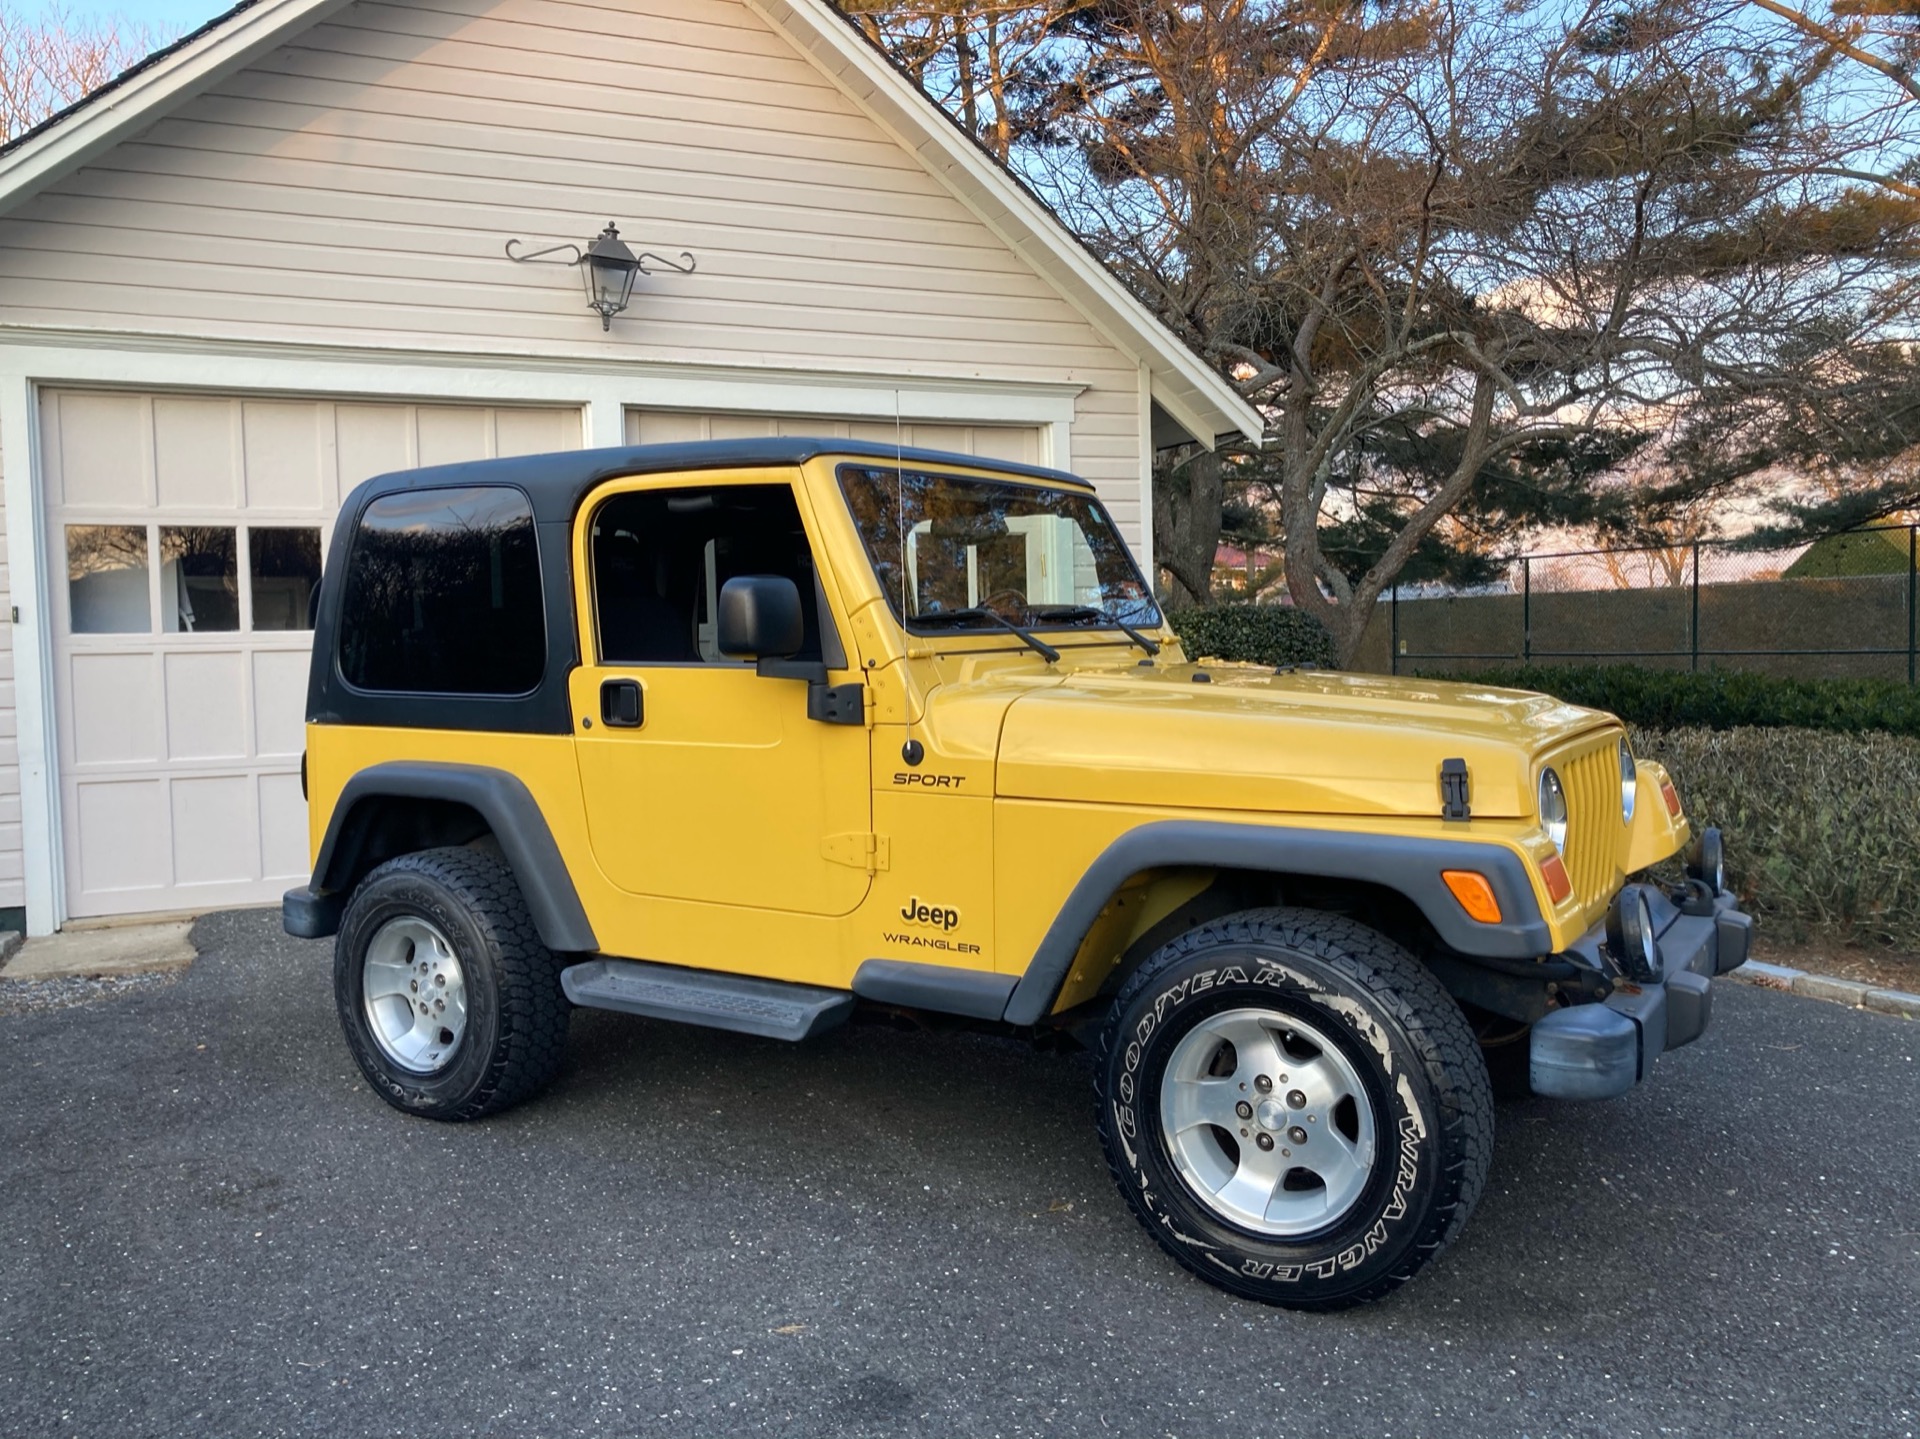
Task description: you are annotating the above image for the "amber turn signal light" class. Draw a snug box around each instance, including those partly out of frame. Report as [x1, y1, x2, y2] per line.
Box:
[1441, 870, 1503, 924]
[1540, 853, 1573, 904]
[1660, 778, 1681, 816]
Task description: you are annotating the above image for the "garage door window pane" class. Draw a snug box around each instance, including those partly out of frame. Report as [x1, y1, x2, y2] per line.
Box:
[338, 486, 544, 695]
[250, 527, 322, 631]
[67, 525, 150, 634]
[160, 527, 239, 633]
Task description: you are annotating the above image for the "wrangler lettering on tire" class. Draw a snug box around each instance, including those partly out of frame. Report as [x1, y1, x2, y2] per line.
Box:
[1095, 907, 1493, 1311]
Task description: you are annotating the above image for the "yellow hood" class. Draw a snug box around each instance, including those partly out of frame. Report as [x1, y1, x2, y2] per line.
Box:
[990, 663, 1618, 818]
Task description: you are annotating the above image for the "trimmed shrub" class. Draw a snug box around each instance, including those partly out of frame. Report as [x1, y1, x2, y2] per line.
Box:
[1429, 664, 1920, 738]
[1168, 604, 1338, 669]
[1631, 725, 1920, 949]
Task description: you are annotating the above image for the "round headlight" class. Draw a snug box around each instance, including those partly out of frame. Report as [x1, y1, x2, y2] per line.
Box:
[1618, 738, 1637, 823]
[1538, 767, 1568, 854]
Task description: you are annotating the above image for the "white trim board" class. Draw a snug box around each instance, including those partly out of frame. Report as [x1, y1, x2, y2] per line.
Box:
[0, 335, 1085, 934]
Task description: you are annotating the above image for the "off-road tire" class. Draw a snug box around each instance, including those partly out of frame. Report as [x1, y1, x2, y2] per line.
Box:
[1094, 906, 1493, 1310]
[335, 846, 570, 1121]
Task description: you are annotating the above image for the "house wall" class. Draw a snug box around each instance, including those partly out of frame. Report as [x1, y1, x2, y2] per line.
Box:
[0, 0, 1145, 530]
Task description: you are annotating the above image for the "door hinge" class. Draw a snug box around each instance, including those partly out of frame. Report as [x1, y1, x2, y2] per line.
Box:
[822, 832, 889, 873]
[806, 682, 867, 726]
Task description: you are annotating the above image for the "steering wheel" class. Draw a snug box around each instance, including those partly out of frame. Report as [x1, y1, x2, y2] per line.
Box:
[979, 588, 1028, 616]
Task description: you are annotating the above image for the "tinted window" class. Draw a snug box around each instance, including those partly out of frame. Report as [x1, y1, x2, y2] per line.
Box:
[591, 484, 825, 665]
[339, 486, 544, 695]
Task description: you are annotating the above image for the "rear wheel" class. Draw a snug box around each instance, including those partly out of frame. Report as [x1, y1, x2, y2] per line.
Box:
[335, 846, 570, 1121]
[1094, 906, 1493, 1309]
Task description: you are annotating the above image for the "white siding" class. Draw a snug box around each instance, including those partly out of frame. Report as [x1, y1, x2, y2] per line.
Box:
[0, 0, 1144, 529]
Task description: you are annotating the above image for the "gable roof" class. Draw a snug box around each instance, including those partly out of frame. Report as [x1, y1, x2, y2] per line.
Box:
[0, 0, 1261, 449]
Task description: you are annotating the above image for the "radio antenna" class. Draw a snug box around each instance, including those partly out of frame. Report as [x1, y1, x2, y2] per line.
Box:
[895, 388, 907, 618]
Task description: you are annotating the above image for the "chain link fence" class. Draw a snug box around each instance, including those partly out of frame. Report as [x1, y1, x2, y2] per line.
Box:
[1376, 525, 1920, 683]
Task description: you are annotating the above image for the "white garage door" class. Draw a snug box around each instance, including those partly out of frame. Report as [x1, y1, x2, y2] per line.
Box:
[41, 390, 581, 920]
[626, 408, 1044, 465]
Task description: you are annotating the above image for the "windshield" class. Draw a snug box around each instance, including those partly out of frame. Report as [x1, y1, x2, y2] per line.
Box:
[837, 464, 1159, 632]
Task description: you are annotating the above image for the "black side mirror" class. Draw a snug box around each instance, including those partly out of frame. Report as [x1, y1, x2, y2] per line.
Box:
[717, 575, 804, 660]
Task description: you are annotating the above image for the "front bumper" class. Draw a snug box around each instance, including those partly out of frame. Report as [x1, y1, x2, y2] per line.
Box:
[1529, 880, 1752, 1100]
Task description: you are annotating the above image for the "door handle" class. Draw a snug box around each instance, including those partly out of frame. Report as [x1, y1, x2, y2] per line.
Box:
[600, 678, 643, 728]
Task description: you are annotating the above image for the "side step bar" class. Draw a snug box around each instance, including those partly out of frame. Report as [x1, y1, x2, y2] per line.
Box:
[561, 958, 854, 1042]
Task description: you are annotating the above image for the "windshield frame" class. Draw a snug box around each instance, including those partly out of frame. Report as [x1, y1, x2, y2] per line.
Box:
[834, 462, 1162, 638]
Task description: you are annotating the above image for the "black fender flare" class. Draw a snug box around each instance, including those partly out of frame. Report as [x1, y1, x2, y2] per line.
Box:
[298, 761, 597, 953]
[1000, 820, 1552, 1025]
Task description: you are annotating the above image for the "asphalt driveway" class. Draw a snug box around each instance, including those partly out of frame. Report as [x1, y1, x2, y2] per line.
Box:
[0, 908, 1914, 1439]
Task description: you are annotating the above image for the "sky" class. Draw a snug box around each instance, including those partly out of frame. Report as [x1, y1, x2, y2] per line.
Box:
[32, 0, 226, 42]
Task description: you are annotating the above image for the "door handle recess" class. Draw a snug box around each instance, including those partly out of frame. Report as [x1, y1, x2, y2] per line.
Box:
[600, 678, 643, 728]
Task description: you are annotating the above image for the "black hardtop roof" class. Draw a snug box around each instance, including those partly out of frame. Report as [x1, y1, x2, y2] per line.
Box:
[348, 436, 1091, 524]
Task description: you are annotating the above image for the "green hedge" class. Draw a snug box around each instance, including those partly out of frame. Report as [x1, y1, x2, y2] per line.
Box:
[1167, 605, 1338, 669]
[1632, 725, 1920, 949]
[1431, 665, 1920, 737]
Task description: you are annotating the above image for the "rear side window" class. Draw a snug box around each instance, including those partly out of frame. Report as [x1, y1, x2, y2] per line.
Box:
[338, 486, 544, 695]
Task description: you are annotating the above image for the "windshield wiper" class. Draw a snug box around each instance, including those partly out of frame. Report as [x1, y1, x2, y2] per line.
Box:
[1026, 604, 1162, 657]
[912, 607, 1060, 662]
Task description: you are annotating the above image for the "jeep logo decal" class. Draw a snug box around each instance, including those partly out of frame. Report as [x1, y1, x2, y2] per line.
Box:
[900, 897, 960, 931]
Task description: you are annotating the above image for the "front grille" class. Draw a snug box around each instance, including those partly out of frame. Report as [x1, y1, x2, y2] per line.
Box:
[1560, 741, 1622, 904]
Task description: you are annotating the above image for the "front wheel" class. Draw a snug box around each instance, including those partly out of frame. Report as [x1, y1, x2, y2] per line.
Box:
[1094, 907, 1493, 1310]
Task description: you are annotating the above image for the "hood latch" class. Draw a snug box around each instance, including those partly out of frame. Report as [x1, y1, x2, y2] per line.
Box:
[1440, 758, 1471, 821]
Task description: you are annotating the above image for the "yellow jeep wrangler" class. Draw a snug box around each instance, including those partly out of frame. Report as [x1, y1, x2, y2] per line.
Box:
[286, 438, 1750, 1310]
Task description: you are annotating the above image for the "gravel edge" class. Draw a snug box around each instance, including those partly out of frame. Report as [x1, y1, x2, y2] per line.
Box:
[0, 969, 184, 1017]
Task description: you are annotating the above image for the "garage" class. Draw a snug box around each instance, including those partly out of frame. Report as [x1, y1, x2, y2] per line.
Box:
[41, 388, 580, 919]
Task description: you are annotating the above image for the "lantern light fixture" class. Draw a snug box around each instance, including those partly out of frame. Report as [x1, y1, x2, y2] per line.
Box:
[505, 221, 697, 330]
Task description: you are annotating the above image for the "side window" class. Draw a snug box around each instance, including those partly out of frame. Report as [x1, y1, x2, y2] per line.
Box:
[338, 486, 545, 695]
[591, 483, 825, 665]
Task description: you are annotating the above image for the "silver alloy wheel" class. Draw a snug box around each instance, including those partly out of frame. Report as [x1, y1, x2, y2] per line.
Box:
[1158, 1007, 1378, 1236]
[361, 916, 469, 1075]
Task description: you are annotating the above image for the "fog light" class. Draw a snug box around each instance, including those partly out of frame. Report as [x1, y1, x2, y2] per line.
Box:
[1605, 886, 1661, 982]
[1687, 826, 1726, 894]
